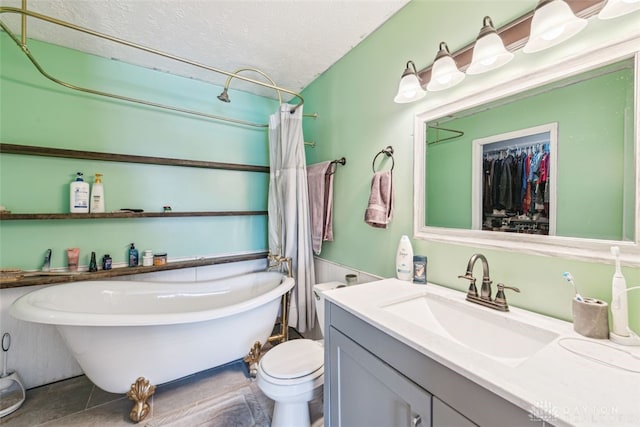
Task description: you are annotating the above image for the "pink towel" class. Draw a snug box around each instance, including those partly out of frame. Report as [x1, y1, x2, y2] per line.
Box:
[364, 171, 393, 228]
[307, 161, 334, 254]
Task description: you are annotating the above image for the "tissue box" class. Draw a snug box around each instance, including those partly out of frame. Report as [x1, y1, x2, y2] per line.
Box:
[572, 298, 609, 339]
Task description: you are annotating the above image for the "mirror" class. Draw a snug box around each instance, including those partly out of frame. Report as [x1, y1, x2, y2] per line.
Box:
[414, 40, 640, 265]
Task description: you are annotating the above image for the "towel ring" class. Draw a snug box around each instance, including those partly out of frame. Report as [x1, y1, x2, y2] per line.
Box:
[372, 146, 394, 173]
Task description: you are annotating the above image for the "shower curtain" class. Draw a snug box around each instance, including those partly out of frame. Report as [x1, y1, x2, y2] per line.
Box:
[268, 103, 316, 333]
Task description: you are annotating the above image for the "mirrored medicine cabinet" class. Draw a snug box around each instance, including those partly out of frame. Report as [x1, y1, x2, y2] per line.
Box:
[413, 37, 640, 266]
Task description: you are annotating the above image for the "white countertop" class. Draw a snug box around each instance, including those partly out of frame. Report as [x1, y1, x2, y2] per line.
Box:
[324, 278, 640, 427]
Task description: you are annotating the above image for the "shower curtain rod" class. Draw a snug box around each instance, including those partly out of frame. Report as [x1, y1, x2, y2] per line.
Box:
[0, 3, 311, 129]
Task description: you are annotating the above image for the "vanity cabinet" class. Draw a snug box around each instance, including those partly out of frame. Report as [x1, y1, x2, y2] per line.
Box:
[325, 302, 546, 427]
[328, 328, 431, 427]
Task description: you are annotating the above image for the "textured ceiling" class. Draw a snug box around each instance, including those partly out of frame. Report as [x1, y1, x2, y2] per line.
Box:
[0, 0, 410, 99]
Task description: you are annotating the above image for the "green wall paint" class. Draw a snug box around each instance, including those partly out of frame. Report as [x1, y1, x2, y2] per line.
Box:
[301, 1, 640, 331]
[0, 35, 277, 269]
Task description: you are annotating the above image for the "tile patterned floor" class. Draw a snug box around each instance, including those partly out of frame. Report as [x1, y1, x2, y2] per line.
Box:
[0, 329, 323, 426]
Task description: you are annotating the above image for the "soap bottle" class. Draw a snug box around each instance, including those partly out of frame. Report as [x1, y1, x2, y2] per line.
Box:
[396, 235, 414, 281]
[90, 173, 105, 213]
[128, 243, 139, 267]
[70, 172, 90, 213]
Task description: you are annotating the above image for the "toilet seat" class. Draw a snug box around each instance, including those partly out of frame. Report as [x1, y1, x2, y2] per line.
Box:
[259, 339, 324, 384]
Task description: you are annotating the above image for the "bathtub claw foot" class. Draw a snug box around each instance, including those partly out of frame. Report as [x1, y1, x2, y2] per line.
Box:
[244, 341, 263, 379]
[127, 377, 156, 423]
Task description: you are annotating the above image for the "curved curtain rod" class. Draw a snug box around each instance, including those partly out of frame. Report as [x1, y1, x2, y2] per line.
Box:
[222, 67, 284, 106]
[0, 5, 306, 128]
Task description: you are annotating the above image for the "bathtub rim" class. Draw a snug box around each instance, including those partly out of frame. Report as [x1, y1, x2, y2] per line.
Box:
[9, 271, 294, 327]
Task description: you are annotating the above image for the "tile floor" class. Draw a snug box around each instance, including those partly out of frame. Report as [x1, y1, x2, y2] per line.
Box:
[0, 330, 323, 426]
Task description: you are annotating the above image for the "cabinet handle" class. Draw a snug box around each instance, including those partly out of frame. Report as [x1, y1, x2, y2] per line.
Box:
[412, 414, 422, 426]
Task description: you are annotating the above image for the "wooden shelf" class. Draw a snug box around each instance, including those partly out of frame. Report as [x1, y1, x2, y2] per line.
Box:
[0, 211, 267, 220]
[0, 143, 270, 173]
[0, 251, 269, 289]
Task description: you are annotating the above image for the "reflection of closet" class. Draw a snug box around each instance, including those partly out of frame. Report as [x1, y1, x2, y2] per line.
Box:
[482, 142, 550, 235]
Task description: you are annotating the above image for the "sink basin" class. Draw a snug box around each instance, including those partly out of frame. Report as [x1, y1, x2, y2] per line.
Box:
[381, 292, 559, 366]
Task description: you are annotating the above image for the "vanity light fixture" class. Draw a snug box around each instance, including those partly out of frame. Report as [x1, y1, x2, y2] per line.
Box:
[466, 16, 514, 75]
[598, 0, 640, 19]
[426, 42, 465, 92]
[394, 60, 427, 103]
[523, 0, 588, 53]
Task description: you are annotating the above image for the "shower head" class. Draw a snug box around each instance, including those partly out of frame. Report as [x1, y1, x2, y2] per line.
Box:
[217, 88, 231, 103]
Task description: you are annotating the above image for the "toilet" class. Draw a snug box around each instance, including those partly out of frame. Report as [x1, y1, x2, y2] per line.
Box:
[257, 281, 343, 427]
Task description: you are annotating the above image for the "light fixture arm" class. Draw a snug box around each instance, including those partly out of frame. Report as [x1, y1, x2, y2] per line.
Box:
[433, 42, 452, 63]
[477, 16, 498, 39]
[401, 60, 420, 78]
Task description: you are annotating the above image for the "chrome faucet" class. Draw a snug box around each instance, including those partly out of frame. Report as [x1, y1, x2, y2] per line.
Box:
[458, 253, 520, 312]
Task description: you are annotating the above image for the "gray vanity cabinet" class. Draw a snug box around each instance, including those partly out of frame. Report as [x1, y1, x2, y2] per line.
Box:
[325, 302, 542, 427]
[328, 328, 431, 427]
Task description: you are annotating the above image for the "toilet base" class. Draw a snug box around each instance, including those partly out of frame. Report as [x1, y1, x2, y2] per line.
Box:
[272, 401, 310, 427]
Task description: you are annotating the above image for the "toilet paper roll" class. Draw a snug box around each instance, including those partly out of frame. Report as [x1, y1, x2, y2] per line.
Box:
[572, 298, 609, 339]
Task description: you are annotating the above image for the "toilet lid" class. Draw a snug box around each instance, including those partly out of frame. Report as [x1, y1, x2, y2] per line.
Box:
[260, 339, 323, 380]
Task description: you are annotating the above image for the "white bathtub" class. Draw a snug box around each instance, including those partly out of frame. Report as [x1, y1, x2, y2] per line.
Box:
[10, 271, 294, 393]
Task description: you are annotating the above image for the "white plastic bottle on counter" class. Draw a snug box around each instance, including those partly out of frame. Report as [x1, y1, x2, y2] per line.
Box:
[396, 235, 414, 281]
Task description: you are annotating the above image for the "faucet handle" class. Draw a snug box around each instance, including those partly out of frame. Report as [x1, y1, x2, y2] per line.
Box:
[494, 283, 520, 310]
[458, 274, 478, 298]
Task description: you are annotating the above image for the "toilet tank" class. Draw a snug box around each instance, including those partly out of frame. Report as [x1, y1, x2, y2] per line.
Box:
[313, 282, 344, 337]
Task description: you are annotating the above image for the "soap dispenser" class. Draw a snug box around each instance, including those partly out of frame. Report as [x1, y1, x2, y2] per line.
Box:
[90, 173, 105, 213]
[70, 172, 89, 213]
[128, 243, 139, 267]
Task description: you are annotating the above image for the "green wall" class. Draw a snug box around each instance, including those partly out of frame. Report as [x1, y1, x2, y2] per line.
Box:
[302, 1, 640, 331]
[0, 35, 278, 270]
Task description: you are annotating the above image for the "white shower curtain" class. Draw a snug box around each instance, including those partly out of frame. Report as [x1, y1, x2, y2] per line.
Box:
[268, 103, 316, 333]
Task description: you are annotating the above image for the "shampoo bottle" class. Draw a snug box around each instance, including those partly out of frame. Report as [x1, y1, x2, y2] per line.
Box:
[128, 243, 139, 267]
[70, 172, 89, 213]
[396, 235, 414, 281]
[90, 173, 105, 213]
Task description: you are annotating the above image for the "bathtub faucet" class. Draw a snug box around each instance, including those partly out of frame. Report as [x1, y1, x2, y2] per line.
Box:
[267, 252, 292, 278]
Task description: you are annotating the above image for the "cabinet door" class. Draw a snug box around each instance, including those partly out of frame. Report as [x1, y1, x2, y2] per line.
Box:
[432, 397, 477, 427]
[329, 328, 431, 427]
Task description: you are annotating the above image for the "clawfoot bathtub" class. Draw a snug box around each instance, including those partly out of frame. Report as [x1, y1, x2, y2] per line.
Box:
[11, 271, 294, 421]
